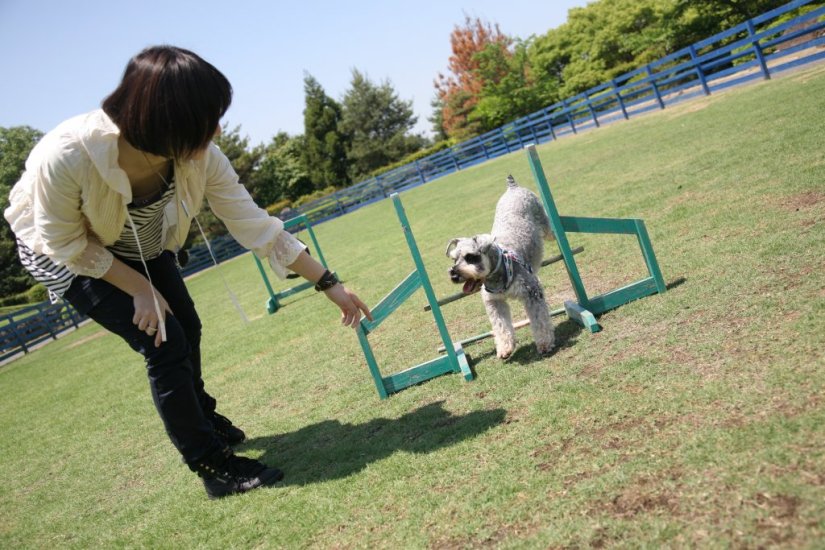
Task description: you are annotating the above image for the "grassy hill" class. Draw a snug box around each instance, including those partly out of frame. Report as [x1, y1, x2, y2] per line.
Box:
[1, 63, 823, 548]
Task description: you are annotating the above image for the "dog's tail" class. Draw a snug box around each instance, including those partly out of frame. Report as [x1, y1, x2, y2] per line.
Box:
[506, 174, 519, 189]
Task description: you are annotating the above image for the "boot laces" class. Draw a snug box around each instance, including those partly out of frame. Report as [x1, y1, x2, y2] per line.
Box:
[223, 454, 267, 481]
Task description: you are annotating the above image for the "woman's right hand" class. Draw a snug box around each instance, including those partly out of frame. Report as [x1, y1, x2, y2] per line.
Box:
[132, 286, 173, 347]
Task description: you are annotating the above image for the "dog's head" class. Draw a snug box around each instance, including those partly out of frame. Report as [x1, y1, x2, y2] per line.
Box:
[445, 234, 497, 294]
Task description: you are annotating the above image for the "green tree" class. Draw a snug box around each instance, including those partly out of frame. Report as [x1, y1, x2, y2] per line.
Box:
[529, 0, 680, 102]
[302, 74, 350, 190]
[0, 126, 43, 297]
[472, 39, 549, 131]
[253, 133, 313, 204]
[214, 123, 263, 184]
[341, 69, 425, 180]
[671, 0, 794, 47]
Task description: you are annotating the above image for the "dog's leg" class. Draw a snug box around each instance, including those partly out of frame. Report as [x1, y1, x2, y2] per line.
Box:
[523, 284, 555, 355]
[483, 295, 516, 359]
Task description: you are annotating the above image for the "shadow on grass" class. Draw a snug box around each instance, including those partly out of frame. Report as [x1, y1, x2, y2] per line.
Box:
[468, 317, 584, 365]
[240, 401, 506, 486]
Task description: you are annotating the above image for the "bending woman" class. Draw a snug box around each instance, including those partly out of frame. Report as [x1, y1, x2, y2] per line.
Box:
[4, 45, 371, 499]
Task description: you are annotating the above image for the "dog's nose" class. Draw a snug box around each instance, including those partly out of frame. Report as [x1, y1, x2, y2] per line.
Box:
[449, 266, 461, 283]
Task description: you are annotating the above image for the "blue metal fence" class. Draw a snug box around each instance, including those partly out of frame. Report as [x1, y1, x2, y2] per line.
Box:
[1, 301, 86, 363]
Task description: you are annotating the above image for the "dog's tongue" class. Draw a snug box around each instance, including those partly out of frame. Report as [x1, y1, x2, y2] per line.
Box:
[462, 280, 482, 294]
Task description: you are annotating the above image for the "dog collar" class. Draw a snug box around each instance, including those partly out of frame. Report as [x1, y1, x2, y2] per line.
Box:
[484, 246, 531, 294]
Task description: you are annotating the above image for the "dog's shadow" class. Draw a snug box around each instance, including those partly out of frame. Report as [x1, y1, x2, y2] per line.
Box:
[469, 317, 583, 365]
[238, 401, 506, 486]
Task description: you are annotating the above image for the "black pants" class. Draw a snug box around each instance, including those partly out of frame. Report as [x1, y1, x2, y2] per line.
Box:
[65, 251, 223, 464]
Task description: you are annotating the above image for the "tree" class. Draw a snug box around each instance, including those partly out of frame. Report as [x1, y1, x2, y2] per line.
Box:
[302, 74, 350, 190]
[428, 96, 449, 142]
[213, 123, 263, 184]
[434, 17, 512, 140]
[340, 69, 424, 180]
[671, 0, 792, 47]
[528, 0, 680, 102]
[471, 39, 549, 131]
[0, 126, 43, 297]
[253, 133, 313, 204]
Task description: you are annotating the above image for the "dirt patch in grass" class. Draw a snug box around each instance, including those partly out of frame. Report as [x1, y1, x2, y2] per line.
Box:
[602, 486, 682, 518]
[66, 330, 107, 349]
[777, 190, 825, 212]
[428, 519, 543, 549]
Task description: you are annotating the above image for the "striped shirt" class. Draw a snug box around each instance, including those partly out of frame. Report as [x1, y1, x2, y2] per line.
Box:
[17, 178, 176, 302]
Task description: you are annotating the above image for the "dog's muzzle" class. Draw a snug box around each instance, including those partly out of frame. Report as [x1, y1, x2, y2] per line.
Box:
[449, 266, 463, 283]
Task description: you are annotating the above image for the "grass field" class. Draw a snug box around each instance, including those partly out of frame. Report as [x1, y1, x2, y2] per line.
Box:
[1, 64, 823, 548]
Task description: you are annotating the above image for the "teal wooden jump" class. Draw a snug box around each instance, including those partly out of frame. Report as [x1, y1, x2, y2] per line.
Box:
[253, 214, 333, 314]
[525, 144, 666, 332]
[357, 194, 474, 399]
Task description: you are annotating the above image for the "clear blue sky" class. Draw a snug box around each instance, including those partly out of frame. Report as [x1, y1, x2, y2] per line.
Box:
[0, 0, 587, 145]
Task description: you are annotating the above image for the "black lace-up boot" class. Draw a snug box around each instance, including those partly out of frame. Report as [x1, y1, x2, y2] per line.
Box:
[189, 447, 284, 499]
[211, 412, 246, 446]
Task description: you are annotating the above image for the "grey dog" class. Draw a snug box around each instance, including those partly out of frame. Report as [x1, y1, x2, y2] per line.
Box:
[446, 175, 556, 359]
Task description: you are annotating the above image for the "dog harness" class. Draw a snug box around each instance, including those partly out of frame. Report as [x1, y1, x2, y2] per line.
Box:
[483, 246, 532, 294]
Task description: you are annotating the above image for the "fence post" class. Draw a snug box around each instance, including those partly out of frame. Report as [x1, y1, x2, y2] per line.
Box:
[585, 95, 600, 128]
[612, 79, 629, 119]
[334, 191, 345, 216]
[689, 45, 711, 95]
[528, 123, 539, 145]
[38, 302, 58, 340]
[414, 160, 426, 184]
[6, 317, 29, 354]
[747, 20, 771, 80]
[542, 110, 557, 141]
[482, 137, 492, 158]
[374, 175, 387, 198]
[562, 99, 577, 134]
[515, 125, 525, 148]
[646, 65, 665, 109]
[65, 304, 79, 328]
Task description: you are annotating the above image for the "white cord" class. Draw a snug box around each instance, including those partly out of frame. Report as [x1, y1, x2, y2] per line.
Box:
[125, 211, 167, 342]
[182, 199, 249, 324]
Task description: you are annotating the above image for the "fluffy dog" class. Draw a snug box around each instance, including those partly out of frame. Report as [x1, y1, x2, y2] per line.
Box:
[446, 175, 555, 358]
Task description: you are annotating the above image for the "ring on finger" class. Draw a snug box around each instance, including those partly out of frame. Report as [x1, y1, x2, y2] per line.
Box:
[146, 326, 158, 334]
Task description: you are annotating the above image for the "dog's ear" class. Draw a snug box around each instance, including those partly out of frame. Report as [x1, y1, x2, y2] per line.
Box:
[474, 234, 495, 253]
[445, 238, 459, 257]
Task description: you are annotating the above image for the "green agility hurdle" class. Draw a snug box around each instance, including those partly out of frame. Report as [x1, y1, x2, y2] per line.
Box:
[357, 193, 474, 399]
[252, 214, 333, 314]
[525, 144, 666, 332]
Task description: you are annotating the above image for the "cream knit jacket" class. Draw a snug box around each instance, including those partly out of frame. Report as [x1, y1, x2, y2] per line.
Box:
[5, 110, 303, 280]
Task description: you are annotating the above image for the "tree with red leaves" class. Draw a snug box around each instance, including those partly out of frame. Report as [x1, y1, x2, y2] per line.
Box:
[434, 17, 512, 140]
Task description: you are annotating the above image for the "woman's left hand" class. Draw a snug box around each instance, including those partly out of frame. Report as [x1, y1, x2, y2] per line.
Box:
[323, 284, 372, 328]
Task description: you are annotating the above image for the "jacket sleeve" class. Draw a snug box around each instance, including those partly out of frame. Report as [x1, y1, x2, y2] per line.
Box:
[202, 145, 306, 279]
[29, 144, 114, 278]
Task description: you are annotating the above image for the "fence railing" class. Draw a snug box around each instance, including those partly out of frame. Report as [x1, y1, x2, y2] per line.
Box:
[1, 301, 87, 363]
[291, 0, 825, 226]
[2, 0, 823, 364]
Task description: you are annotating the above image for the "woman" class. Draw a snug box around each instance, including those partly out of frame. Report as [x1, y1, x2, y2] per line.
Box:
[4, 45, 372, 499]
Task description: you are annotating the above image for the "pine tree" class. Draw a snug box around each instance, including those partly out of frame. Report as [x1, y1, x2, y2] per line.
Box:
[0, 126, 43, 298]
[302, 74, 350, 190]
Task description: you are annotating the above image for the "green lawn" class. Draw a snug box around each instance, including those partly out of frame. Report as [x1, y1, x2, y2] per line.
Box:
[1, 64, 823, 548]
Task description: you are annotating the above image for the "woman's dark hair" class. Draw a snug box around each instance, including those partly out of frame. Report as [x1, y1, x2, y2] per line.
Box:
[102, 45, 232, 159]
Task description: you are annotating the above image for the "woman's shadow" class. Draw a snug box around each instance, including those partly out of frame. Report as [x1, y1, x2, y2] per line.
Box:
[239, 401, 506, 486]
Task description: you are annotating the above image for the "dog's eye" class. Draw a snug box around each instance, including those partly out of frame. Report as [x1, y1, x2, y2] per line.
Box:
[464, 253, 480, 263]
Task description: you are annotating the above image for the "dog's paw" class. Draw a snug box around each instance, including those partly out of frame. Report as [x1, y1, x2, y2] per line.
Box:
[536, 343, 555, 355]
[496, 346, 514, 360]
